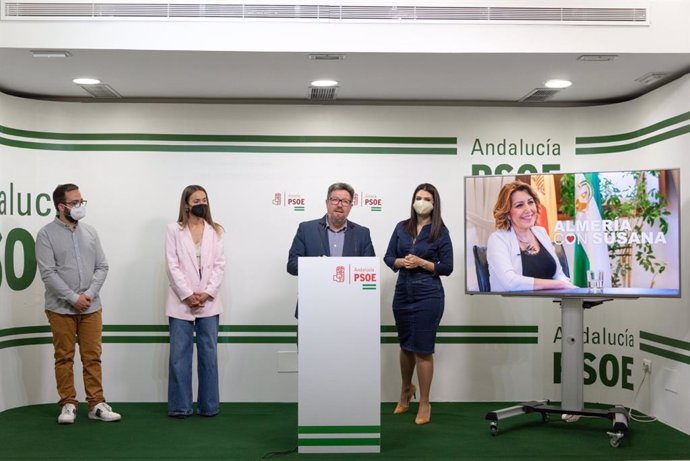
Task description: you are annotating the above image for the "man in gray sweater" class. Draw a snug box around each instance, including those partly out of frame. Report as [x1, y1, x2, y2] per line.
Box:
[35, 183, 121, 424]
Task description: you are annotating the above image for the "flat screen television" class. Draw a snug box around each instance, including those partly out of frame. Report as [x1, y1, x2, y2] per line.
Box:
[464, 169, 681, 298]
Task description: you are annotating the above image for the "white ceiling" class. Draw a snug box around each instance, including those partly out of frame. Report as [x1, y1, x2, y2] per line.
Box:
[1, 48, 689, 105]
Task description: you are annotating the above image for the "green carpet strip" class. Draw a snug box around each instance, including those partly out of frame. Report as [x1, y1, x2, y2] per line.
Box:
[2, 402, 690, 459]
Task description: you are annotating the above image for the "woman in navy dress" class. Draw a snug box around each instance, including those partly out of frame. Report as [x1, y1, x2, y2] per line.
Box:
[384, 183, 453, 425]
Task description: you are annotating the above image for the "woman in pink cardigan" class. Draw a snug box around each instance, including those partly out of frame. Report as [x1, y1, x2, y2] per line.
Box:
[165, 185, 225, 418]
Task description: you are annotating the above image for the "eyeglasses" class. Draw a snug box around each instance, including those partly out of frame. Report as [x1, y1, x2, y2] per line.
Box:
[64, 200, 87, 208]
[328, 197, 353, 206]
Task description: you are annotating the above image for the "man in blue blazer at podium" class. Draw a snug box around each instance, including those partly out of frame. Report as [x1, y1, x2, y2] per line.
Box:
[287, 182, 376, 292]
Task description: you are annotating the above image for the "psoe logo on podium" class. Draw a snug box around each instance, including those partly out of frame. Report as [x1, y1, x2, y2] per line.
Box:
[272, 192, 305, 211]
[332, 265, 346, 283]
[353, 265, 378, 291]
[330, 264, 378, 290]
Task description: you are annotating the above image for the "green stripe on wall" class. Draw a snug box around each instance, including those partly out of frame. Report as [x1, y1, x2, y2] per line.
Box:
[299, 425, 380, 434]
[219, 325, 296, 333]
[380, 325, 537, 333]
[0, 325, 297, 336]
[639, 343, 690, 365]
[218, 337, 297, 344]
[640, 330, 690, 352]
[0, 136, 455, 155]
[437, 337, 537, 344]
[0, 326, 51, 338]
[2, 336, 534, 348]
[575, 124, 690, 155]
[298, 438, 380, 446]
[0, 125, 455, 144]
[0, 337, 53, 349]
[104, 325, 168, 332]
[1, 324, 534, 336]
[575, 111, 690, 144]
[381, 337, 537, 344]
[0, 324, 538, 348]
[103, 336, 169, 344]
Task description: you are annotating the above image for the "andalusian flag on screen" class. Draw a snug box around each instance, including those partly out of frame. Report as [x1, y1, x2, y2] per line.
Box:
[531, 174, 558, 239]
[573, 173, 612, 287]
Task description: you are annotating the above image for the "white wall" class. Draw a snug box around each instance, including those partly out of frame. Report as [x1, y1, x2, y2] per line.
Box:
[1, 75, 689, 433]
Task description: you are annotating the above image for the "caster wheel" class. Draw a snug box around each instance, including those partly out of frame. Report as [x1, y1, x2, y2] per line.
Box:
[607, 431, 623, 448]
[490, 423, 498, 436]
[541, 413, 549, 423]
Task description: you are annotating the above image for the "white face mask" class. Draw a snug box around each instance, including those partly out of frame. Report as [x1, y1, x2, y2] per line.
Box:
[413, 200, 433, 216]
[68, 204, 86, 221]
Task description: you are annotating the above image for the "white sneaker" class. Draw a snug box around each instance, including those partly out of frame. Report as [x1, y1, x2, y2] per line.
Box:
[58, 403, 77, 424]
[88, 402, 121, 422]
[562, 413, 581, 423]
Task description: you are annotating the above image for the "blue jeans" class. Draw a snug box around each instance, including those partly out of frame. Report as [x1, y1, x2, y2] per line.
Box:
[168, 315, 220, 416]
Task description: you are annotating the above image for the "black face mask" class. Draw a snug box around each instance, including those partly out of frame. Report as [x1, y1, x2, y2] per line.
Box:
[190, 204, 208, 218]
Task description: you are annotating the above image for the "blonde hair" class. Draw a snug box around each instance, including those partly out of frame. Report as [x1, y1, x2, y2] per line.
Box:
[492, 181, 541, 231]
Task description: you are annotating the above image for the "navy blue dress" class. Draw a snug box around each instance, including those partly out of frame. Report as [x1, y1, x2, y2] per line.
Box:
[384, 222, 453, 354]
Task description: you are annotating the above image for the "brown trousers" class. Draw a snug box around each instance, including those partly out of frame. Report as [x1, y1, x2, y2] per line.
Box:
[46, 309, 105, 410]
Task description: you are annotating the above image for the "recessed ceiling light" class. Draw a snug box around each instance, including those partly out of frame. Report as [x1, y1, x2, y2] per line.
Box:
[31, 50, 71, 58]
[73, 77, 101, 85]
[310, 79, 338, 87]
[544, 79, 572, 89]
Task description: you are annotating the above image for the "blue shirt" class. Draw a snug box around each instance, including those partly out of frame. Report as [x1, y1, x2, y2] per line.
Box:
[384, 221, 454, 282]
[326, 219, 347, 257]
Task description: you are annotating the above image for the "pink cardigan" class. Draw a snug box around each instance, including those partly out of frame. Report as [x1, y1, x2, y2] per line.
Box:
[165, 221, 225, 320]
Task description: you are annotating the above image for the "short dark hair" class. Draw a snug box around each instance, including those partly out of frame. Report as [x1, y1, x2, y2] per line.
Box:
[326, 182, 355, 201]
[52, 184, 79, 213]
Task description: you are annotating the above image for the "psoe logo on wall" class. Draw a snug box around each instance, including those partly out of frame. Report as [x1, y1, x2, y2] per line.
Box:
[331, 264, 378, 291]
[353, 192, 382, 212]
[272, 193, 305, 211]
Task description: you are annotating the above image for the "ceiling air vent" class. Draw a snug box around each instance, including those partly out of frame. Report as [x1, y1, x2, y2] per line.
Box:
[519, 88, 561, 103]
[309, 54, 345, 61]
[3, 3, 649, 24]
[77, 83, 122, 98]
[308, 86, 337, 101]
[634, 72, 669, 85]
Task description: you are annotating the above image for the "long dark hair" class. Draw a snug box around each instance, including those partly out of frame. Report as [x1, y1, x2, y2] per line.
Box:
[403, 183, 444, 241]
[176, 185, 223, 234]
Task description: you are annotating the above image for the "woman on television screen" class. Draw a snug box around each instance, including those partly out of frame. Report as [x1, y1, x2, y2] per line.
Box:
[487, 180, 574, 292]
[384, 183, 453, 425]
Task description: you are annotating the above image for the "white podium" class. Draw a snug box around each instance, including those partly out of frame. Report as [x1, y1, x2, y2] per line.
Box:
[298, 257, 381, 454]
